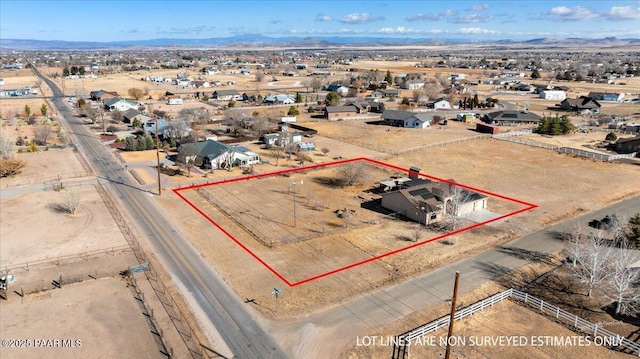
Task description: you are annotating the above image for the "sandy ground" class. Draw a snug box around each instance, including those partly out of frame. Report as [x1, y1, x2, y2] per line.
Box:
[0, 278, 164, 359]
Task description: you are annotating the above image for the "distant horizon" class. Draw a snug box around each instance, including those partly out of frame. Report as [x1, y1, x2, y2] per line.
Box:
[1, 0, 640, 43]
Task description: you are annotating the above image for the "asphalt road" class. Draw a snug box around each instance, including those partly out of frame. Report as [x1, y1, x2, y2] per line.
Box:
[31, 65, 287, 359]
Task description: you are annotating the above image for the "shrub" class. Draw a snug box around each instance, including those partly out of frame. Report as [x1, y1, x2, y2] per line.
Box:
[0, 158, 26, 177]
[605, 132, 617, 142]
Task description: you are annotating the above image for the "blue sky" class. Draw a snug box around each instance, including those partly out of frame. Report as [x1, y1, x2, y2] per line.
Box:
[1, 0, 640, 41]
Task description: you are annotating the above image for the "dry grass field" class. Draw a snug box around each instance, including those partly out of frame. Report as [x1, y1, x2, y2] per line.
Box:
[0, 278, 165, 359]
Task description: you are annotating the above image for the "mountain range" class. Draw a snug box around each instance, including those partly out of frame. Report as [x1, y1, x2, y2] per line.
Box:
[2, 34, 640, 50]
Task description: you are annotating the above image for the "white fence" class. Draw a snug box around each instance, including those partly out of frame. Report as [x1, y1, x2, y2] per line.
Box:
[494, 135, 638, 161]
[395, 288, 640, 357]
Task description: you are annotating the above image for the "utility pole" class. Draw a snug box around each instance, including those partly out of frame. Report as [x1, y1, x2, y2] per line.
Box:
[445, 271, 460, 359]
[155, 117, 161, 195]
[291, 180, 303, 227]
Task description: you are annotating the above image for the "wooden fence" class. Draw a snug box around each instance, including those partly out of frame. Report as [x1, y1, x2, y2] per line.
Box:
[392, 288, 640, 358]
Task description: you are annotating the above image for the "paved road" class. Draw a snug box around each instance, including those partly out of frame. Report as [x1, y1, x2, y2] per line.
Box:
[31, 65, 287, 359]
[271, 195, 640, 357]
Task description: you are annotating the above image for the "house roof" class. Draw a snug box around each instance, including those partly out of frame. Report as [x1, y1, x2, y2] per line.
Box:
[213, 89, 239, 96]
[413, 113, 433, 122]
[431, 97, 450, 104]
[326, 105, 358, 113]
[122, 108, 141, 119]
[265, 94, 293, 102]
[615, 136, 640, 145]
[103, 97, 136, 107]
[190, 140, 231, 160]
[562, 96, 601, 109]
[382, 110, 414, 121]
[485, 110, 542, 122]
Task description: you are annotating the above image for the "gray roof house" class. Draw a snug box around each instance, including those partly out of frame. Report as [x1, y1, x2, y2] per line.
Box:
[481, 110, 542, 126]
[381, 110, 432, 129]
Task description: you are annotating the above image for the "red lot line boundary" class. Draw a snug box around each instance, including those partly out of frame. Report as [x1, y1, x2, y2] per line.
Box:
[173, 157, 537, 287]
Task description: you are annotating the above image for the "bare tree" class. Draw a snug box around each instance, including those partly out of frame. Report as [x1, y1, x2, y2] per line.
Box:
[302, 79, 312, 92]
[165, 118, 190, 140]
[63, 188, 80, 215]
[34, 124, 53, 145]
[270, 145, 285, 166]
[337, 163, 367, 187]
[446, 183, 473, 231]
[178, 142, 199, 177]
[251, 117, 269, 137]
[81, 103, 99, 124]
[413, 224, 423, 242]
[255, 72, 265, 83]
[602, 237, 640, 315]
[128, 87, 145, 100]
[568, 227, 615, 297]
[111, 109, 123, 123]
[320, 147, 330, 156]
[0, 127, 15, 159]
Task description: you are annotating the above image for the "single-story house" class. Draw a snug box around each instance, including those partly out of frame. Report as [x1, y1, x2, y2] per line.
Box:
[482, 110, 542, 126]
[560, 96, 601, 114]
[212, 89, 240, 101]
[232, 146, 261, 167]
[588, 92, 624, 102]
[103, 97, 138, 112]
[191, 80, 210, 88]
[296, 142, 316, 152]
[178, 140, 233, 170]
[264, 94, 294, 105]
[90, 90, 118, 101]
[400, 80, 425, 90]
[380, 169, 488, 225]
[614, 136, 640, 154]
[539, 90, 567, 101]
[324, 105, 358, 120]
[430, 97, 451, 110]
[122, 109, 152, 125]
[167, 97, 183, 105]
[0, 86, 31, 97]
[382, 110, 432, 129]
[144, 118, 191, 138]
[376, 89, 399, 98]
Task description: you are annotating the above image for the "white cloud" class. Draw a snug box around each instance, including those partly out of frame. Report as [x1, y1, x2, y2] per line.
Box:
[406, 10, 456, 21]
[451, 13, 493, 23]
[458, 27, 499, 35]
[602, 6, 640, 20]
[314, 14, 332, 22]
[544, 6, 598, 21]
[338, 12, 385, 24]
[377, 27, 422, 34]
[471, 3, 490, 11]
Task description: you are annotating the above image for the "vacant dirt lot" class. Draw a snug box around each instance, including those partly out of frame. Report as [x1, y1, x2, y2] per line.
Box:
[0, 278, 164, 359]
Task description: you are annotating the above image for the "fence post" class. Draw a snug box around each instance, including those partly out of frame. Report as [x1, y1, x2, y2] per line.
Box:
[574, 315, 578, 328]
[594, 324, 598, 338]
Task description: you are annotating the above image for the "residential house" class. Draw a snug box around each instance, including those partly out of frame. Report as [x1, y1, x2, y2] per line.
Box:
[400, 80, 425, 90]
[456, 113, 475, 123]
[324, 84, 350, 96]
[178, 140, 233, 170]
[614, 136, 640, 154]
[324, 105, 358, 120]
[588, 92, 624, 102]
[191, 80, 210, 88]
[167, 97, 184, 105]
[122, 109, 151, 125]
[560, 96, 601, 114]
[380, 168, 488, 225]
[144, 118, 191, 138]
[376, 89, 399, 98]
[482, 110, 542, 126]
[176, 78, 191, 87]
[90, 90, 118, 101]
[212, 89, 240, 101]
[382, 110, 432, 129]
[232, 145, 261, 167]
[264, 94, 294, 105]
[296, 142, 316, 152]
[103, 97, 138, 112]
[429, 97, 451, 110]
[539, 90, 567, 101]
[0, 86, 31, 97]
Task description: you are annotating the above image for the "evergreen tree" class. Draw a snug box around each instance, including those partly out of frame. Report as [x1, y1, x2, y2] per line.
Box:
[531, 69, 541, 79]
[295, 92, 303, 103]
[550, 118, 563, 135]
[473, 94, 479, 107]
[63, 66, 70, 77]
[40, 103, 47, 117]
[559, 115, 574, 134]
[125, 136, 136, 151]
[144, 135, 155, 150]
[385, 70, 393, 84]
[605, 132, 618, 142]
[136, 137, 146, 151]
[325, 91, 340, 106]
